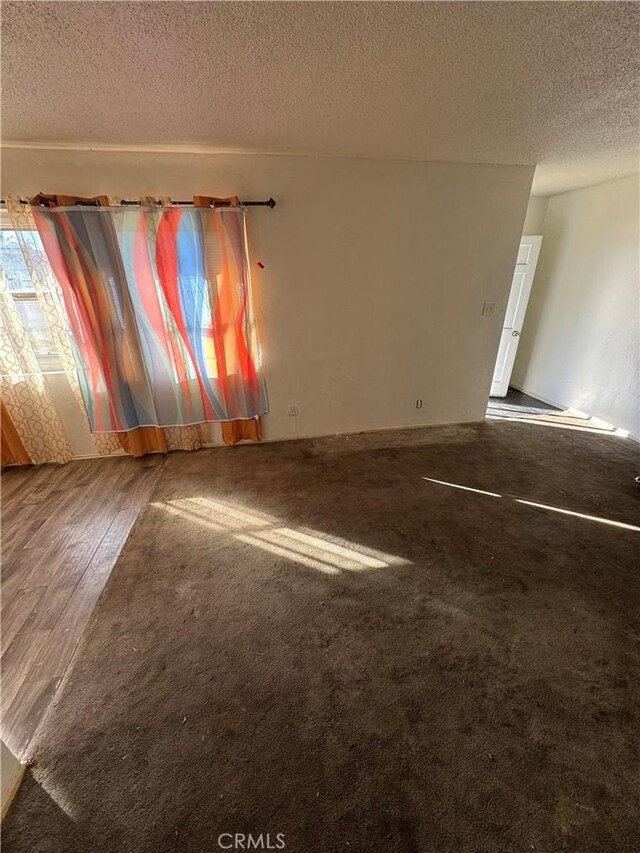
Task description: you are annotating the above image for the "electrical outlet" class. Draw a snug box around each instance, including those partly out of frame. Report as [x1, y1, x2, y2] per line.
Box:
[416, 399, 423, 409]
[482, 301, 496, 317]
[287, 404, 299, 417]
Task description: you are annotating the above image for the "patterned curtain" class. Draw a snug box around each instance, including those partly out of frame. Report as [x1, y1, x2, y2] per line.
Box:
[4, 197, 121, 457]
[0, 269, 72, 464]
[29, 195, 267, 453]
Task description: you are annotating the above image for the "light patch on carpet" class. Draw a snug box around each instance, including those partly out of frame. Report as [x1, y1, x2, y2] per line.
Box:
[422, 478, 640, 532]
[153, 497, 409, 574]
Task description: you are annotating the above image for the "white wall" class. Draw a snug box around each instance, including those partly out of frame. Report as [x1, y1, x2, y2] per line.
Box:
[513, 174, 640, 438]
[2, 147, 533, 446]
[522, 196, 548, 235]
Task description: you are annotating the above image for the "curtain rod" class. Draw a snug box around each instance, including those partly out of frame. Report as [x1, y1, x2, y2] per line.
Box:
[0, 197, 277, 209]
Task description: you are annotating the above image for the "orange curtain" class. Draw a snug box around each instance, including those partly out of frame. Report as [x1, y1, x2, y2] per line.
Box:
[117, 426, 168, 457]
[221, 418, 262, 446]
[1, 400, 32, 467]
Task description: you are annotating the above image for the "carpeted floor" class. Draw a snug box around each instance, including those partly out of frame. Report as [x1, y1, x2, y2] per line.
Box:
[3, 421, 639, 852]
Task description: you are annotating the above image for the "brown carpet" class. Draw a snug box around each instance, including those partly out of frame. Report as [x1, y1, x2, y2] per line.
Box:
[3, 421, 639, 852]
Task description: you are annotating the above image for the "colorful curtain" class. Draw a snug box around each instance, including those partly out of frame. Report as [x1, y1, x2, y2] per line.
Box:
[30, 196, 268, 441]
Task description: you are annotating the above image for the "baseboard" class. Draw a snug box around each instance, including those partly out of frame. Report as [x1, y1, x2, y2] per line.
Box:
[65, 418, 485, 461]
[260, 417, 484, 447]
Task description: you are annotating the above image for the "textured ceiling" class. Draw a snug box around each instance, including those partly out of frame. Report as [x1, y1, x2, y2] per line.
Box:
[2, 1, 639, 195]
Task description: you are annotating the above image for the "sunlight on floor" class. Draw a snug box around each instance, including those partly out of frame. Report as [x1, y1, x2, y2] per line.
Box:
[486, 414, 630, 436]
[234, 532, 341, 574]
[515, 499, 640, 532]
[32, 776, 77, 822]
[421, 477, 502, 498]
[486, 401, 630, 437]
[153, 496, 410, 574]
[156, 497, 277, 534]
[160, 503, 229, 533]
[422, 478, 640, 532]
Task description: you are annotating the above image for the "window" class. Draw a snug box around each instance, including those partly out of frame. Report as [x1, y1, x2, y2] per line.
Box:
[0, 223, 63, 372]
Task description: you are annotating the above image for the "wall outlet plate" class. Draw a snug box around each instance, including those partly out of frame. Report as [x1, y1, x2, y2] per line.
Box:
[482, 301, 496, 317]
[287, 404, 299, 417]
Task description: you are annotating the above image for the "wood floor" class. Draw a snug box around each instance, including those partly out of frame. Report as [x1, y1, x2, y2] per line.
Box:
[1, 454, 164, 758]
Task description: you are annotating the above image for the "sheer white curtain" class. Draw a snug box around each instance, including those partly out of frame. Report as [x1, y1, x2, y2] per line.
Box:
[0, 268, 72, 464]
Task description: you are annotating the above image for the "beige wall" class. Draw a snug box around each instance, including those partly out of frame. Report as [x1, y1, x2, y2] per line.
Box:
[522, 196, 548, 235]
[513, 174, 640, 438]
[2, 147, 533, 445]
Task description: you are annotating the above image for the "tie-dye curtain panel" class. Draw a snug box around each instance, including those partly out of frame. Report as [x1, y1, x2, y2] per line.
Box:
[30, 199, 268, 437]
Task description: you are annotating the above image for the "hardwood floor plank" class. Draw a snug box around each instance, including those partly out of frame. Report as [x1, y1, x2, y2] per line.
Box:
[115, 464, 163, 511]
[1, 452, 162, 755]
[24, 487, 85, 549]
[16, 533, 95, 592]
[24, 587, 103, 683]
[23, 509, 141, 682]
[1, 630, 50, 718]
[0, 677, 60, 759]
[63, 484, 127, 545]
[19, 464, 67, 504]
[0, 468, 32, 503]
[18, 588, 75, 634]
[1, 465, 48, 505]
[1, 587, 46, 650]
[1, 547, 48, 597]
[82, 508, 141, 587]
[43, 539, 102, 592]
[1, 508, 50, 562]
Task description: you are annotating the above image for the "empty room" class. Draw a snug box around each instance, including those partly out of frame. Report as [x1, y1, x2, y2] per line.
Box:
[1, 2, 638, 852]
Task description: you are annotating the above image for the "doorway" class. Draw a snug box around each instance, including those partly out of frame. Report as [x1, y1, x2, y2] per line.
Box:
[491, 236, 542, 396]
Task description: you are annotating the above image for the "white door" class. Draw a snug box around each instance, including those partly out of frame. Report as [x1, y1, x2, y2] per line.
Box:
[491, 236, 542, 397]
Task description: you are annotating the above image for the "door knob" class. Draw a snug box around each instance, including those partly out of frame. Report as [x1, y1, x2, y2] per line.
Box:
[512, 330, 520, 337]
